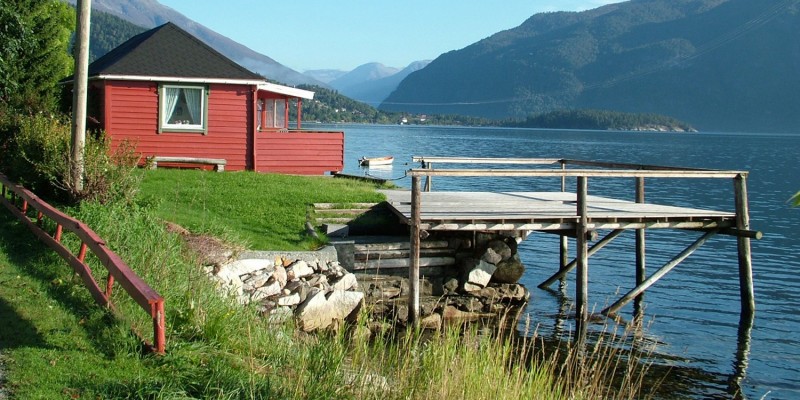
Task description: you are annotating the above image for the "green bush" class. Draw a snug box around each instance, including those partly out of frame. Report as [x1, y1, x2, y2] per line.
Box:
[1, 112, 142, 203]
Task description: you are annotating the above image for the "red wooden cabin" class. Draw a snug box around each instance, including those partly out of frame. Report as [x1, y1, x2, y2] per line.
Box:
[81, 22, 343, 174]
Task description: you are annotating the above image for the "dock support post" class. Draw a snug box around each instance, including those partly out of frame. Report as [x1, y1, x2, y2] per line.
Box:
[409, 176, 422, 325]
[576, 176, 589, 322]
[635, 177, 646, 313]
[734, 174, 755, 315]
[423, 163, 432, 192]
[559, 161, 569, 290]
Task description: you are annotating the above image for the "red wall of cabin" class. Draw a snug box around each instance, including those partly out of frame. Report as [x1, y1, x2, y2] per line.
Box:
[255, 131, 344, 175]
[101, 80, 254, 171]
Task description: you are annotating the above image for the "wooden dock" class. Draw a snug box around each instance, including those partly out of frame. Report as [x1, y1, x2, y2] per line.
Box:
[389, 157, 758, 327]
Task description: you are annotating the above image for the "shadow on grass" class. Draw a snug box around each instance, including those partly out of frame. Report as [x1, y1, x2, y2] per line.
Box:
[0, 297, 47, 351]
[0, 209, 124, 356]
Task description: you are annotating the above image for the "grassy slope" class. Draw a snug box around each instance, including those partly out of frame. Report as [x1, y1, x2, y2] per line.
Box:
[138, 169, 387, 250]
[0, 170, 649, 399]
[0, 212, 157, 398]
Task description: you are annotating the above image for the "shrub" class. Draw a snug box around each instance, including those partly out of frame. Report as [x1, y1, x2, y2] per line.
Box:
[1, 112, 142, 203]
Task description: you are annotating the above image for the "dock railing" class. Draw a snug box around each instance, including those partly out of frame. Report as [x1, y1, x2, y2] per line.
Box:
[405, 156, 755, 323]
[0, 173, 166, 354]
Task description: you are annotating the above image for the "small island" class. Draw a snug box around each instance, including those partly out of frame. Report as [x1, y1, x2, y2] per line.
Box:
[507, 109, 697, 132]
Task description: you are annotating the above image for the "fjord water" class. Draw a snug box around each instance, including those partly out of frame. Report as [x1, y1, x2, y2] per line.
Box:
[336, 124, 800, 399]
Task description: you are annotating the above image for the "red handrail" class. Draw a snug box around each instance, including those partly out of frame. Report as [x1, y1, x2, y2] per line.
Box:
[0, 173, 166, 354]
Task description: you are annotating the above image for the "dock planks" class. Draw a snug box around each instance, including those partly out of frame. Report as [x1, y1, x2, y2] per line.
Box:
[381, 190, 736, 232]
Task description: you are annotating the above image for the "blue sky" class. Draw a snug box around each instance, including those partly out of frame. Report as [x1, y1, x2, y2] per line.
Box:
[159, 0, 625, 72]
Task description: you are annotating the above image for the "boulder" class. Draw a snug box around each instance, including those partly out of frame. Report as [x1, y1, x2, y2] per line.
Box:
[273, 265, 288, 287]
[326, 289, 364, 322]
[295, 289, 364, 332]
[331, 272, 358, 291]
[287, 260, 315, 280]
[485, 240, 512, 262]
[442, 305, 491, 324]
[491, 253, 525, 284]
[420, 313, 442, 330]
[464, 258, 496, 290]
[250, 280, 282, 302]
[277, 293, 301, 306]
[481, 247, 503, 265]
[296, 289, 329, 331]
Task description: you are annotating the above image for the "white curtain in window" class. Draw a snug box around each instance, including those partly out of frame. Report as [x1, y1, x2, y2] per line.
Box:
[256, 99, 263, 129]
[275, 99, 286, 128]
[183, 88, 202, 124]
[164, 87, 180, 123]
[266, 100, 275, 128]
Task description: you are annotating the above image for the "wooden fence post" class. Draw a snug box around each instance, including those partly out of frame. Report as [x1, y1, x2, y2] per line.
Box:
[409, 176, 422, 324]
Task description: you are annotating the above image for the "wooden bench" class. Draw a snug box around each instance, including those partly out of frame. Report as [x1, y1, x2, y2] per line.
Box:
[149, 156, 227, 172]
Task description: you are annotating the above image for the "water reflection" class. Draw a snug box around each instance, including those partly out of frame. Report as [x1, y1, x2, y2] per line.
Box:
[728, 312, 755, 399]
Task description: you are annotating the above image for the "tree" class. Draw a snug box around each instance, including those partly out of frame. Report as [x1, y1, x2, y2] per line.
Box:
[0, 0, 74, 113]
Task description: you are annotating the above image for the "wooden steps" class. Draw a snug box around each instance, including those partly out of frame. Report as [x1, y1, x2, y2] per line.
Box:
[312, 202, 379, 225]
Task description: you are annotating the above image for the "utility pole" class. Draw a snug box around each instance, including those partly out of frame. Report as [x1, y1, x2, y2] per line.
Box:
[70, 0, 91, 193]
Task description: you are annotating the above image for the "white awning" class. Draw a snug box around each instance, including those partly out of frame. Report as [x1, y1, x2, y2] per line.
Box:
[257, 82, 315, 100]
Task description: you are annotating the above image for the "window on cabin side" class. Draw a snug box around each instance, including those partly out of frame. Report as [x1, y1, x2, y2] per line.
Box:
[258, 98, 287, 129]
[159, 84, 207, 133]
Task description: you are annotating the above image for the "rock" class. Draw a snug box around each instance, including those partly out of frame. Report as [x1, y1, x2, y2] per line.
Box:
[277, 293, 301, 306]
[485, 239, 512, 261]
[250, 280, 282, 302]
[295, 289, 364, 332]
[216, 259, 273, 284]
[331, 272, 357, 291]
[453, 297, 485, 313]
[442, 305, 489, 324]
[420, 297, 442, 316]
[420, 313, 442, 330]
[463, 282, 483, 293]
[273, 265, 288, 287]
[296, 289, 328, 332]
[394, 303, 409, 323]
[304, 274, 328, 288]
[443, 278, 459, 294]
[491, 253, 524, 284]
[473, 286, 498, 301]
[481, 247, 503, 265]
[287, 260, 314, 280]
[494, 283, 530, 302]
[464, 258, 496, 289]
[383, 286, 403, 299]
[326, 290, 364, 322]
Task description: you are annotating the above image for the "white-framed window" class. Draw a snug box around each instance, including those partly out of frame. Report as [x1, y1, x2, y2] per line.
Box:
[257, 98, 287, 129]
[159, 84, 207, 133]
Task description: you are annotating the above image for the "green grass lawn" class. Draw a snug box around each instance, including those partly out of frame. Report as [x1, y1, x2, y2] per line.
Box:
[137, 169, 388, 250]
[0, 170, 651, 399]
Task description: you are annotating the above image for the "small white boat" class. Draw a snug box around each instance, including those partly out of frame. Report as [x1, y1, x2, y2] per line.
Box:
[359, 156, 394, 167]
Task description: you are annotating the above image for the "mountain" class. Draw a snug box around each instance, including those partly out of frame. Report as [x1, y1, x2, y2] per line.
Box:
[329, 61, 431, 107]
[303, 69, 348, 84]
[64, 0, 324, 86]
[381, 0, 800, 133]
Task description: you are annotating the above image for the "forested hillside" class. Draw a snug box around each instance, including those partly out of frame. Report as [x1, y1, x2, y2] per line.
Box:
[88, 10, 147, 62]
[382, 0, 800, 133]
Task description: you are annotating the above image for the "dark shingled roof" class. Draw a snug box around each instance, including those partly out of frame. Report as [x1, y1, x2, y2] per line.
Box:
[88, 22, 264, 81]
